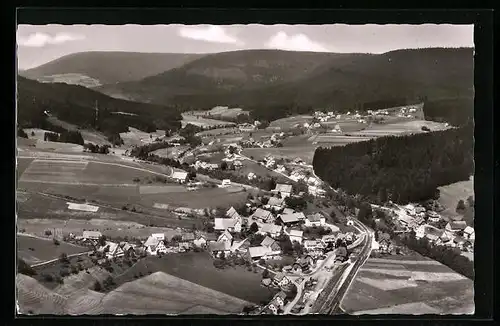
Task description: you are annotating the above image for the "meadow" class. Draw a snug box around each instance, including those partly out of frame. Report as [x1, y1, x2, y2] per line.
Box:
[437, 176, 474, 226]
[341, 255, 474, 315]
[181, 114, 236, 128]
[17, 234, 88, 265]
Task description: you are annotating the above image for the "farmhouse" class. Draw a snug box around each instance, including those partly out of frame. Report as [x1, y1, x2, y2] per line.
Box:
[217, 230, 233, 244]
[209, 241, 231, 258]
[251, 208, 274, 223]
[278, 212, 306, 226]
[248, 246, 281, 261]
[98, 241, 125, 259]
[171, 171, 188, 184]
[214, 217, 242, 233]
[266, 291, 287, 315]
[445, 221, 467, 233]
[221, 179, 232, 187]
[303, 240, 325, 255]
[82, 231, 102, 241]
[226, 206, 241, 219]
[143, 236, 167, 255]
[257, 223, 283, 238]
[285, 229, 304, 244]
[260, 236, 281, 251]
[230, 238, 251, 253]
[273, 184, 293, 198]
[292, 256, 313, 273]
[247, 172, 257, 180]
[321, 234, 337, 245]
[282, 208, 295, 215]
[193, 235, 207, 248]
[304, 213, 326, 227]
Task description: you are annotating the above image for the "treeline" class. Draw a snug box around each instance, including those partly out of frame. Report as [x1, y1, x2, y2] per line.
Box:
[401, 232, 474, 279]
[313, 124, 474, 204]
[44, 130, 85, 145]
[423, 97, 473, 127]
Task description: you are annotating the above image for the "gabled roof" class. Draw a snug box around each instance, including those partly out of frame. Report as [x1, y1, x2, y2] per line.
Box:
[226, 207, 239, 219]
[280, 212, 306, 223]
[259, 223, 282, 235]
[182, 233, 195, 241]
[144, 235, 160, 248]
[448, 221, 467, 230]
[214, 218, 240, 231]
[303, 240, 321, 247]
[282, 208, 295, 215]
[273, 272, 287, 282]
[261, 236, 277, 248]
[288, 229, 304, 238]
[274, 184, 293, 194]
[82, 231, 102, 239]
[171, 171, 188, 179]
[463, 226, 474, 235]
[251, 208, 273, 221]
[218, 230, 233, 241]
[275, 291, 287, 300]
[248, 246, 274, 258]
[231, 238, 250, 251]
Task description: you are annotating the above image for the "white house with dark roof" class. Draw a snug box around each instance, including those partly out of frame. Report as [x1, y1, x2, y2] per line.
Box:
[171, 171, 188, 184]
[272, 184, 293, 198]
[463, 226, 475, 241]
[265, 197, 285, 212]
[217, 230, 233, 244]
[209, 241, 231, 258]
[272, 272, 291, 288]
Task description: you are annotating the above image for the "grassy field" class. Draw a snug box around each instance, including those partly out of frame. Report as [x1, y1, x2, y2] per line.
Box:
[341, 255, 474, 315]
[18, 218, 183, 241]
[17, 234, 88, 265]
[437, 176, 474, 225]
[181, 114, 236, 128]
[46, 117, 112, 146]
[119, 127, 165, 147]
[151, 146, 190, 159]
[196, 127, 239, 137]
[269, 115, 313, 130]
[243, 147, 316, 164]
[115, 252, 274, 304]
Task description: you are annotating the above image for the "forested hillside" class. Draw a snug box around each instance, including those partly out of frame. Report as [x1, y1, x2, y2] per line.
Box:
[21, 52, 205, 84]
[97, 48, 474, 125]
[313, 124, 474, 204]
[17, 76, 182, 139]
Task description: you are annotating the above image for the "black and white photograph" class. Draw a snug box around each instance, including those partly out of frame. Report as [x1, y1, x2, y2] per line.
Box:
[16, 18, 476, 316]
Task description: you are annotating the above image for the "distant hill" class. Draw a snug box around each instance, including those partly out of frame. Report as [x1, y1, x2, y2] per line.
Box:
[17, 76, 182, 138]
[96, 48, 474, 124]
[20, 51, 206, 85]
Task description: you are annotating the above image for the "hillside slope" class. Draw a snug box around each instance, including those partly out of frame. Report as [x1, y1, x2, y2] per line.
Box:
[17, 76, 182, 137]
[97, 48, 474, 123]
[20, 52, 206, 85]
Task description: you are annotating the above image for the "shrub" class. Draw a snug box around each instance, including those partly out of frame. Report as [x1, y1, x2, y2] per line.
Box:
[42, 273, 54, 282]
[44, 230, 52, 236]
[53, 239, 60, 245]
[93, 281, 102, 291]
[59, 269, 70, 277]
[17, 259, 37, 276]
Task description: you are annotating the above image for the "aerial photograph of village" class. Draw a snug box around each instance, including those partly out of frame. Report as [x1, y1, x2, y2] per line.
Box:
[16, 21, 474, 315]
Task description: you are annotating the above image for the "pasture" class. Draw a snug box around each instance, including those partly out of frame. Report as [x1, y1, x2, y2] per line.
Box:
[437, 176, 474, 226]
[151, 146, 190, 159]
[114, 252, 274, 304]
[269, 115, 313, 130]
[119, 127, 165, 147]
[196, 127, 239, 137]
[181, 114, 236, 128]
[46, 117, 112, 146]
[17, 218, 183, 241]
[341, 255, 474, 315]
[17, 234, 88, 265]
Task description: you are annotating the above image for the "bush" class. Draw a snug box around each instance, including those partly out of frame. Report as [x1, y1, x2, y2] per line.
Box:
[44, 230, 52, 236]
[53, 239, 60, 245]
[17, 259, 37, 276]
[93, 281, 102, 292]
[59, 269, 70, 277]
[42, 273, 54, 282]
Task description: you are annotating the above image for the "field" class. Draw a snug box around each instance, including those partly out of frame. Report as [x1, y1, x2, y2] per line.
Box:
[17, 137, 84, 153]
[151, 146, 190, 159]
[46, 117, 112, 146]
[190, 107, 250, 119]
[269, 115, 313, 130]
[17, 234, 88, 265]
[119, 127, 165, 147]
[341, 255, 474, 315]
[114, 252, 274, 304]
[181, 114, 236, 128]
[16, 270, 250, 315]
[196, 127, 239, 137]
[243, 147, 316, 164]
[437, 176, 474, 225]
[312, 134, 375, 145]
[349, 120, 451, 137]
[234, 160, 291, 183]
[35, 73, 102, 88]
[18, 218, 183, 241]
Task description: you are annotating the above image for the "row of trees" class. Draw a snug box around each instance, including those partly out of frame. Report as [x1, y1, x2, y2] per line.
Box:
[313, 123, 474, 204]
[84, 143, 111, 154]
[43, 130, 85, 145]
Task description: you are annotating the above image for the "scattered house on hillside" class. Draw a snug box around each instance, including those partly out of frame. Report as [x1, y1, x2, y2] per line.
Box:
[463, 226, 475, 241]
[272, 184, 293, 198]
[217, 230, 233, 244]
[179, 233, 195, 250]
[272, 273, 291, 288]
[233, 160, 243, 169]
[247, 172, 257, 180]
[82, 231, 102, 241]
[261, 278, 273, 288]
[193, 234, 208, 248]
[171, 171, 188, 184]
[143, 236, 167, 256]
[346, 220, 354, 226]
[209, 241, 231, 258]
[261, 236, 281, 251]
[230, 238, 251, 253]
[248, 246, 281, 261]
[257, 223, 283, 238]
[220, 179, 232, 187]
[304, 213, 326, 227]
[251, 208, 274, 223]
[265, 197, 285, 212]
[98, 241, 124, 259]
[285, 229, 304, 244]
[445, 221, 468, 233]
[278, 212, 306, 226]
[453, 236, 467, 248]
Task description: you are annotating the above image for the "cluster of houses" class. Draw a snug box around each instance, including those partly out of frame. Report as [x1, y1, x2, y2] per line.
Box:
[239, 132, 286, 149]
[415, 221, 474, 252]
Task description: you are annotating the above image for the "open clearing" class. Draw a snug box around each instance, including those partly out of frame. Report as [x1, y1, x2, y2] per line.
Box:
[437, 176, 474, 225]
[17, 234, 88, 265]
[114, 252, 274, 304]
[46, 117, 112, 146]
[269, 115, 313, 130]
[341, 255, 474, 315]
[119, 127, 165, 147]
[18, 218, 182, 241]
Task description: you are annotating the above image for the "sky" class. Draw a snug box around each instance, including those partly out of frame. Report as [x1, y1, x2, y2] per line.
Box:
[16, 24, 474, 70]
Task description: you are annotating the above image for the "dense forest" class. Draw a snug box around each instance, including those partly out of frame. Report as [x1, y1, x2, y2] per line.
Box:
[17, 76, 183, 140]
[313, 124, 474, 204]
[423, 97, 474, 127]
